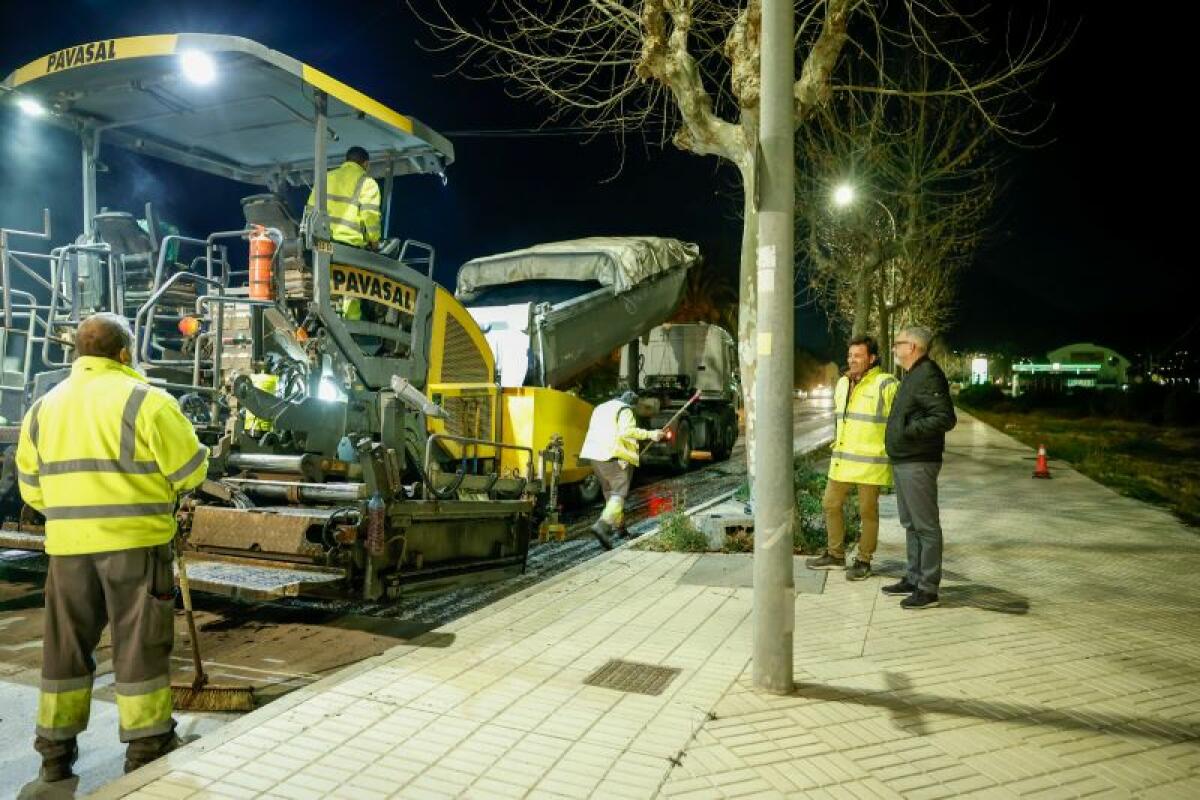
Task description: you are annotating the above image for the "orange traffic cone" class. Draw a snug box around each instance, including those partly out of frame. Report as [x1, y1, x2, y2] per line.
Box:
[1032, 443, 1052, 479]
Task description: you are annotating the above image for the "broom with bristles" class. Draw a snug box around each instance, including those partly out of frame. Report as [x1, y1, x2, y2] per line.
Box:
[171, 545, 256, 712]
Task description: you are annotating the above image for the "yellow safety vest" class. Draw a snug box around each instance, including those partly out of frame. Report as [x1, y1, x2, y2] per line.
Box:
[16, 356, 209, 555]
[579, 399, 654, 466]
[306, 161, 382, 247]
[829, 366, 898, 486]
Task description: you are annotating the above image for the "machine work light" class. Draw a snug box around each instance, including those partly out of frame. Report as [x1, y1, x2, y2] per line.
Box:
[180, 50, 217, 85]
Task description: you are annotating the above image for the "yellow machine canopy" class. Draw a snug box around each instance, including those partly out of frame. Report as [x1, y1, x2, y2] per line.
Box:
[3, 33, 454, 186]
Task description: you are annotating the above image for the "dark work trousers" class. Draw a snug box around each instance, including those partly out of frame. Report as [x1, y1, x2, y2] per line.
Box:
[892, 461, 944, 594]
[591, 459, 633, 528]
[35, 543, 178, 764]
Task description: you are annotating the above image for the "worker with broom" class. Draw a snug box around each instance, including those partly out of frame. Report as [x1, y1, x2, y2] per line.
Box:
[15, 313, 210, 783]
[580, 390, 667, 550]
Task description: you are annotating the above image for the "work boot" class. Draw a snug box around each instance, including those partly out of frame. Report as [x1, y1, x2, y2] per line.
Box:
[124, 732, 196, 774]
[881, 579, 917, 596]
[900, 590, 940, 610]
[845, 560, 872, 581]
[805, 552, 844, 570]
[591, 520, 614, 551]
[37, 740, 78, 783]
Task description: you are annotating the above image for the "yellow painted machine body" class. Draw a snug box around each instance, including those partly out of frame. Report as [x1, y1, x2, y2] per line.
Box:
[426, 285, 500, 460]
[425, 287, 594, 485]
[500, 388, 594, 485]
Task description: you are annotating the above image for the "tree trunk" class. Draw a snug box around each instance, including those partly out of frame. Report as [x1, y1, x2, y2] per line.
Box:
[851, 259, 872, 337]
[877, 286, 892, 372]
[737, 159, 759, 486]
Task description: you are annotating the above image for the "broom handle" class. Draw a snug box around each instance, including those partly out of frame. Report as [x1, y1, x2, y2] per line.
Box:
[175, 545, 207, 689]
[640, 390, 702, 452]
[662, 390, 702, 431]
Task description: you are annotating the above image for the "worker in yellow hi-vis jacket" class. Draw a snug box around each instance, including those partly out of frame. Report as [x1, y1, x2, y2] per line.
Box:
[307, 145, 382, 321]
[579, 390, 664, 550]
[806, 335, 898, 581]
[16, 313, 209, 783]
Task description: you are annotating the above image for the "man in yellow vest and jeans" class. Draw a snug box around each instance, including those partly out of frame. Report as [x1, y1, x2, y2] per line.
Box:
[579, 391, 664, 550]
[807, 336, 897, 580]
[16, 313, 209, 782]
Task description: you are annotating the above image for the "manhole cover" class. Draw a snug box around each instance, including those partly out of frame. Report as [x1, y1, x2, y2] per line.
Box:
[583, 659, 681, 696]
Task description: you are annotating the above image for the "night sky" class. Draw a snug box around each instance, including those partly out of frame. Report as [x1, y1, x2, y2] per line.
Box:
[0, 1, 1185, 363]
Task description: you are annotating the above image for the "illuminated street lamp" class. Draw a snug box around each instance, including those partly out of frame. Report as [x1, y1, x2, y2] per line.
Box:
[831, 182, 900, 297]
[832, 182, 897, 237]
[832, 183, 855, 207]
[831, 182, 903, 360]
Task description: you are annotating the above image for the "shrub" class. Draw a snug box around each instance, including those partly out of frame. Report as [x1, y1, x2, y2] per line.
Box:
[647, 451, 863, 554]
[982, 383, 1200, 427]
[956, 384, 1007, 410]
[724, 528, 753, 553]
[790, 455, 862, 555]
[1165, 387, 1200, 427]
[656, 511, 708, 552]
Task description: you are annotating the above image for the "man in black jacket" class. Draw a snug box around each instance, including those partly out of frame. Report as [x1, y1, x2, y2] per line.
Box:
[883, 325, 957, 609]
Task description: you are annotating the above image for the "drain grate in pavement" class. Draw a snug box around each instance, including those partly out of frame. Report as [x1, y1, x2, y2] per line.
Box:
[583, 659, 681, 696]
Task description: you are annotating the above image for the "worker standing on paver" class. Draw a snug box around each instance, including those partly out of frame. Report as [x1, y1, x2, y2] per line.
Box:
[580, 390, 664, 550]
[307, 145, 383, 320]
[807, 335, 898, 580]
[307, 145, 383, 250]
[15, 313, 209, 783]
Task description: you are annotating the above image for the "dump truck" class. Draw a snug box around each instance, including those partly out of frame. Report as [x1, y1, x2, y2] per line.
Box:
[455, 236, 698, 500]
[0, 33, 696, 600]
[620, 322, 740, 471]
[456, 237, 698, 390]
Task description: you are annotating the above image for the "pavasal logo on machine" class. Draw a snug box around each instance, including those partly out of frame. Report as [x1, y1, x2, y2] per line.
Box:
[331, 264, 416, 313]
[46, 40, 118, 74]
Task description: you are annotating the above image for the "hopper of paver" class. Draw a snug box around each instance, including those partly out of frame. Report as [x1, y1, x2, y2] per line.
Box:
[455, 237, 697, 389]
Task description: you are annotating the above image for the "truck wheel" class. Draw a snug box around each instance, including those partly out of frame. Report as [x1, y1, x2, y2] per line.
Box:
[711, 420, 733, 461]
[671, 421, 692, 473]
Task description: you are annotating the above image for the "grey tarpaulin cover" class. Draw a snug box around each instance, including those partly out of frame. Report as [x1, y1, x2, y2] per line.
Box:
[455, 236, 700, 301]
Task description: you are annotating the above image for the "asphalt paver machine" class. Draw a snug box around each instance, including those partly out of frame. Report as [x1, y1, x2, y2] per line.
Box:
[0, 33, 580, 600]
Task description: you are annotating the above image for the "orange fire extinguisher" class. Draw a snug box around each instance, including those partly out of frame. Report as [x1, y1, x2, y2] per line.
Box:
[248, 225, 276, 301]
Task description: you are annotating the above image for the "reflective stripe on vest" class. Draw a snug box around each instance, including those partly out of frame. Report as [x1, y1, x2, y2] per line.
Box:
[38, 385, 158, 476]
[318, 164, 378, 247]
[830, 450, 890, 464]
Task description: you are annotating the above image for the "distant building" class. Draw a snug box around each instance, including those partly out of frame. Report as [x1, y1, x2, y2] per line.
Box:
[1012, 342, 1130, 395]
[1152, 348, 1200, 388]
[942, 351, 1013, 390]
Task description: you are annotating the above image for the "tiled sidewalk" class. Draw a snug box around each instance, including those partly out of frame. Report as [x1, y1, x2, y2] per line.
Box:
[96, 412, 1200, 799]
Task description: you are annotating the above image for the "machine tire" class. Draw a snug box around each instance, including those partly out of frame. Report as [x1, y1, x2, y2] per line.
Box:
[671, 421, 692, 473]
[566, 472, 603, 508]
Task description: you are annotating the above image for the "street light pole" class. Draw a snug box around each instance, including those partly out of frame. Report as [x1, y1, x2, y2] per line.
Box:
[869, 198, 899, 308]
[752, 0, 796, 696]
[832, 184, 901, 365]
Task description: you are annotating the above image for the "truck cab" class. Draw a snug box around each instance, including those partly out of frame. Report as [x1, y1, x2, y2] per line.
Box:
[621, 322, 740, 471]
